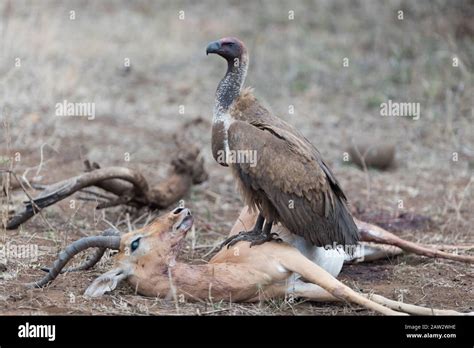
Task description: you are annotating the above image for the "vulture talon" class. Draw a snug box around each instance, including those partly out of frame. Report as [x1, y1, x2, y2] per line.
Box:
[221, 229, 262, 249]
[221, 228, 281, 249]
[249, 232, 282, 247]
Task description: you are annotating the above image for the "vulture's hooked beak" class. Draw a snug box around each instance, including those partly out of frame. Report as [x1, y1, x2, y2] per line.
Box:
[206, 41, 221, 55]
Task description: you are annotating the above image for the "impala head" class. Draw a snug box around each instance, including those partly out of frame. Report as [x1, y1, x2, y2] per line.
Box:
[31, 208, 194, 298]
[118, 206, 193, 264]
[85, 207, 193, 297]
[206, 37, 247, 65]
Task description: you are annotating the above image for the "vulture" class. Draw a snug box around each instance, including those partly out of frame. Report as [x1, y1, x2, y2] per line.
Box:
[206, 37, 359, 250]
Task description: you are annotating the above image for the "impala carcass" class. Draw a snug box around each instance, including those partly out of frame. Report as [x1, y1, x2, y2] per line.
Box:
[31, 207, 472, 316]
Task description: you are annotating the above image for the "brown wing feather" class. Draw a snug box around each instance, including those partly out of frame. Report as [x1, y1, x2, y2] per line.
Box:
[230, 89, 348, 201]
[227, 117, 359, 248]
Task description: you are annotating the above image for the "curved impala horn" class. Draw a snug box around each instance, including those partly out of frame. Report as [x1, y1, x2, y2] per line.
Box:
[28, 230, 121, 288]
[40, 228, 121, 274]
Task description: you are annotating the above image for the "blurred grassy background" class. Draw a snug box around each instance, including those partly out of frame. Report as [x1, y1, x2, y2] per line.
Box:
[2, 0, 472, 225]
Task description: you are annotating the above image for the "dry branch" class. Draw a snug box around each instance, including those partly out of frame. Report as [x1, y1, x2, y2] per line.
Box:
[6, 142, 207, 230]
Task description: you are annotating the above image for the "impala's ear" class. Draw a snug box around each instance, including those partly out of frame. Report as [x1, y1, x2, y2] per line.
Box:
[84, 268, 128, 298]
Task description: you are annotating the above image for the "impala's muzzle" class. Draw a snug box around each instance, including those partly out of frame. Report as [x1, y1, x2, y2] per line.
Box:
[174, 208, 193, 233]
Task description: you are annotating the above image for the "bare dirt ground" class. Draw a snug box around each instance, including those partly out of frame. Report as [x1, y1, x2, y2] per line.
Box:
[1, 0, 473, 315]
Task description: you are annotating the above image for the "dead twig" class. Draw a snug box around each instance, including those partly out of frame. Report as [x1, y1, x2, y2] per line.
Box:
[5, 141, 208, 230]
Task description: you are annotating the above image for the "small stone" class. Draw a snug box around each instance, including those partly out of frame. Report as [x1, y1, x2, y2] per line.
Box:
[347, 141, 396, 170]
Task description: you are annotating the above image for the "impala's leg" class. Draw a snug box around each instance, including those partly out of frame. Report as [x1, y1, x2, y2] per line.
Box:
[287, 281, 469, 315]
[355, 219, 474, 264]
[287, 281, 339, 302]
[280, 249, 405, 315]
[366, 294, 471, 316]
[346, 244, 404, 263]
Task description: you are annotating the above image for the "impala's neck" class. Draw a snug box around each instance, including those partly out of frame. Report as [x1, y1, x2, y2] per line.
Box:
[127, 262, 210, 297]
[129, 261, 263, 302]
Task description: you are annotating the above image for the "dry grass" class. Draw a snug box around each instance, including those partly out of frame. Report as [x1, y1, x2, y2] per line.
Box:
[0, 0, 473, 315]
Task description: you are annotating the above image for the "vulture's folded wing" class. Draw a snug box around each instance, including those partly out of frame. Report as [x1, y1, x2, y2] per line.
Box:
[227, 120, 359, 247]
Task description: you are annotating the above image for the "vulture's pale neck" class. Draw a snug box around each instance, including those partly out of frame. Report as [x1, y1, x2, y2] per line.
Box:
[213, 53, 248, 117]
[211, 51, 248, 165]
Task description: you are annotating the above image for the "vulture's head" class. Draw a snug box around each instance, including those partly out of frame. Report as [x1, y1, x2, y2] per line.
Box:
[206, 37, 246, 63]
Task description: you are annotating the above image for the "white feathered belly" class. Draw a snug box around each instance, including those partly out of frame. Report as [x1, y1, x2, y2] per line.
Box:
[274, 224, 345, 278]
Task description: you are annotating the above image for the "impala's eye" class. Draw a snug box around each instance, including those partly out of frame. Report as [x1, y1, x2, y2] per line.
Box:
[130, 238, 140, 252]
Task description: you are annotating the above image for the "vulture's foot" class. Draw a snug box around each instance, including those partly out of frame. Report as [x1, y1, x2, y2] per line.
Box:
[248, 232, 282, 247]
[221, 229, 282, 249]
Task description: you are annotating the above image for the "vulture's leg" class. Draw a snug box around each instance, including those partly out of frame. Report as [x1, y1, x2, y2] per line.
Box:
[249, 220, 282, 247]
[221, 214, 281, 249]
[220, 213, 264, 249]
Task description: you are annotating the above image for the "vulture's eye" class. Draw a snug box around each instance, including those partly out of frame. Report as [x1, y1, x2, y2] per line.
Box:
[130, 238, 140, 252]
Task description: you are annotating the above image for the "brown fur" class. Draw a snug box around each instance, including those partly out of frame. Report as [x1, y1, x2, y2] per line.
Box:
[99, 209, 289, 301]
[86, 208, 406, 314]
[84, 208, 470, 315]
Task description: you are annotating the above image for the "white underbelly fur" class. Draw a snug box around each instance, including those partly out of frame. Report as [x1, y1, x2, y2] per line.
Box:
[275, 225, 345, 278]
